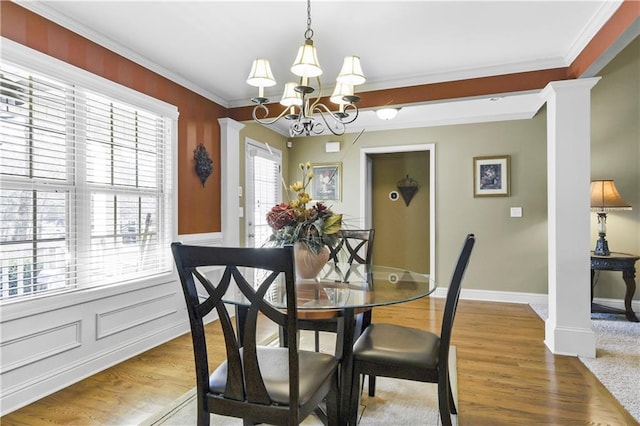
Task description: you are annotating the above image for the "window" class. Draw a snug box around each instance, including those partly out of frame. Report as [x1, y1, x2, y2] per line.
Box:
[0, 55, 176, 302]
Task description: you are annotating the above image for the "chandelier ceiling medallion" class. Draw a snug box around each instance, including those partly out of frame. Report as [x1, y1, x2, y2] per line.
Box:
[246, 0, 366, 137]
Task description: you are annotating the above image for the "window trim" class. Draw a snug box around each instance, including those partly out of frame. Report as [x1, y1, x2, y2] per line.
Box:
[0, 37, 179, 308]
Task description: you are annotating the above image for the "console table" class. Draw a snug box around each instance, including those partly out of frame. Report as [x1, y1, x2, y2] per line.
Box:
[591, 252, 640, 322]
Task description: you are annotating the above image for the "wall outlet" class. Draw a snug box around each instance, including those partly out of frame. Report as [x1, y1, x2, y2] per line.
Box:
[510, 207, 523, 218]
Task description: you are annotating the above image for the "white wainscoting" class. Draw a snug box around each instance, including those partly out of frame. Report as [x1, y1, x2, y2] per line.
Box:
[0, 233, 224, 416]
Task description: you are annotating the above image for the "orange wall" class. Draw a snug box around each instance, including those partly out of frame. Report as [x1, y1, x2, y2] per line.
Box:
[1, 1, 225, 235]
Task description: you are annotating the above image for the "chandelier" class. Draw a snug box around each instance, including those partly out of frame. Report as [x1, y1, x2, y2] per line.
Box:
[246, 0, 366, 137]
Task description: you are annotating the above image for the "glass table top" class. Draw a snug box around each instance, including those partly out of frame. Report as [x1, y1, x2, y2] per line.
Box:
[198, 262, 436, 311]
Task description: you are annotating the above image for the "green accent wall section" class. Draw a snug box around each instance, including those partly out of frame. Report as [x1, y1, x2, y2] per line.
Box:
[371, 152, 430, 274]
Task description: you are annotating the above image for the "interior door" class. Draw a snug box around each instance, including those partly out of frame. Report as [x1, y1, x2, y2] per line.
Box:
[245, 139, 282, 249]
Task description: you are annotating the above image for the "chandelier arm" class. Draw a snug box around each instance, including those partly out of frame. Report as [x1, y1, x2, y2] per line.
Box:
[290, 120, 309, 137]
[312, 102, 358, 125]
[308, 76, 323, 111]
[252, 103, 293, 125]
[339, 103, 359, 124]
[311, 105, 346, 136]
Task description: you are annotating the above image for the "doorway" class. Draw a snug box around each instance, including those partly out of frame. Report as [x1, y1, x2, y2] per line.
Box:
[244, 138, 282, 249]
[360, 144, 435, 278]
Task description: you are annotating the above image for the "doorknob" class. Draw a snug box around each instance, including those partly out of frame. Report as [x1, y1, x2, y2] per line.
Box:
[248, 233, 255, 238]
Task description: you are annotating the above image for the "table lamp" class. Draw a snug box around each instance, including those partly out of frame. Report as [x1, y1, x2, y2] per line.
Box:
[590, 180, 632, 255]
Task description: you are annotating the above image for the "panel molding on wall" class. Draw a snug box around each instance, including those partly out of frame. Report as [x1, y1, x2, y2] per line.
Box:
[1, 321, 82, 373]
[96, 293, 177, 340]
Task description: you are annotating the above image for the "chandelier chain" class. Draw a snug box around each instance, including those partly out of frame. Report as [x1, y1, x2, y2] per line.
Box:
[304, 0, 313, 41]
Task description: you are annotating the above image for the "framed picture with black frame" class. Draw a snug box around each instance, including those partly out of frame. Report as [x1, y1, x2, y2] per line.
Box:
[473, 155, 510, 197]
[310, 162, 341, 201]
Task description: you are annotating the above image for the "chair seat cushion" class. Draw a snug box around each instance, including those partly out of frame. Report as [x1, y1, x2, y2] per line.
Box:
[353, 323, 440, 370]
[209, 346, 338, 406]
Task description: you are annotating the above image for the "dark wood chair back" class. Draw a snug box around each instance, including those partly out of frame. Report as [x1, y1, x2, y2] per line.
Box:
[348, 233, 475, 426]
[436, 233, 475, 421]
[328, 229, 375, 265]
[171, 243, 338, 425]
[439, 233, 475, 358]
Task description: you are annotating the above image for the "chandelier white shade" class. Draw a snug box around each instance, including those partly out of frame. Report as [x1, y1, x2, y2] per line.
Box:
[246, 0, 365, 137]
[337, 56, 366, 85]
[291, 40, 323, 78]
[280, 82, 303, 107]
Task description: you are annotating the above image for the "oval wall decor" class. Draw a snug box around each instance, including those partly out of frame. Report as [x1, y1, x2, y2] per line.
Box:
[194, 143, 213, 187]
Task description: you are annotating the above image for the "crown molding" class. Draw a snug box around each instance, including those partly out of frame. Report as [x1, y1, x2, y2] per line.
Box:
[14, 0, 229, 108]
[564, 0, 624, 65]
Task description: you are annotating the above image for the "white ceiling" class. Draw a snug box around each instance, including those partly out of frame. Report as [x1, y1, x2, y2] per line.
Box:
[16, 0, 623, 135]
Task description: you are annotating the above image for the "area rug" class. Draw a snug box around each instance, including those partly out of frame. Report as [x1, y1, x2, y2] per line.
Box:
[140, 331, 458, 425]
[530, 304, 640, 422]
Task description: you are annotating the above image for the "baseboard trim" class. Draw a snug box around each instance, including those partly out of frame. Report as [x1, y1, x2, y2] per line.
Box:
[433, 287, 640, 311]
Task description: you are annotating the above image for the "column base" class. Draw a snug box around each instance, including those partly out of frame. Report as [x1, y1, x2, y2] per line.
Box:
[545, 319, 595, 358]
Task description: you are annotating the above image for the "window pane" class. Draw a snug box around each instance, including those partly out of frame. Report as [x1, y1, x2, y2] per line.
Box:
[0, 190, 70, 300]
[0, 65, 69, 181]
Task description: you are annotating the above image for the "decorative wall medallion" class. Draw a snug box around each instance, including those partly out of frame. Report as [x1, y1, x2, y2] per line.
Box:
[397, 175, 419, 206]
[194, 143, 213, 187]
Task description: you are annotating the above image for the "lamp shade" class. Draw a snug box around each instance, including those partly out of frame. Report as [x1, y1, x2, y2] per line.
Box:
[246, 59, 276, 87]
[280, 82, 303, 107]
[330, 83, 354, 105]
[291, 40, 322, 78]
[337, 56, 366, 86]
[590, 180, 632, 211]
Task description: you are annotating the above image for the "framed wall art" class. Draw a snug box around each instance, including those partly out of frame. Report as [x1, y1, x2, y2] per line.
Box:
[473, 155, 510, 197]
[311, 162, 341, 201]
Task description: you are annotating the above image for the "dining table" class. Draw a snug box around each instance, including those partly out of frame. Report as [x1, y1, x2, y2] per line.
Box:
[219, 262, 436, 425]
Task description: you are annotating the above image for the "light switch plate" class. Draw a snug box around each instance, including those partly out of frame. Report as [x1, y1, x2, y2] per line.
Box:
[510, 207, 523, 218]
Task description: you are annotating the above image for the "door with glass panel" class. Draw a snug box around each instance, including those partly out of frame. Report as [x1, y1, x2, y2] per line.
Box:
[245, 139, 282, 249]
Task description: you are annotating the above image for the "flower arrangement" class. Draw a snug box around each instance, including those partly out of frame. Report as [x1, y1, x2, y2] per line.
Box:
[266, 162, 342, 254]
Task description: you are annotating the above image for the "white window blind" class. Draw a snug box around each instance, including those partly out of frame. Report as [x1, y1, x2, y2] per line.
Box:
[0, 59, 175, 302]
[246, 143, 282, 248]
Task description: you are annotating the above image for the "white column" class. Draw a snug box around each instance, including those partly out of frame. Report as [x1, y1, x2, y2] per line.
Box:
[540, 78, 600, 357]
[218, 118, 245, 246]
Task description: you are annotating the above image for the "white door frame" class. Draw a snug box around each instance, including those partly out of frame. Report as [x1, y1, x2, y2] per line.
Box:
[359, 144, 436, 280]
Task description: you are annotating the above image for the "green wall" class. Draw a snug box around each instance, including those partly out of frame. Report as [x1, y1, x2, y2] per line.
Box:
[287, 114, 549, 294]
[590, 37, 640, 299]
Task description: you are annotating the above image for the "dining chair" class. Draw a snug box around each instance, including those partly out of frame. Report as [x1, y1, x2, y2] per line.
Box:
[171, 243, 340, 426]
[348, 233, 475, 426]
[297, 229, 375, 353]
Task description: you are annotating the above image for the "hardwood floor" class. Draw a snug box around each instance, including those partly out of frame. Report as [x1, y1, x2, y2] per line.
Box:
[2, 298, 637, 425]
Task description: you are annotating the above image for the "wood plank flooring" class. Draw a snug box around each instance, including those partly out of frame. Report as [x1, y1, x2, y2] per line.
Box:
[2, 298, 637, 425]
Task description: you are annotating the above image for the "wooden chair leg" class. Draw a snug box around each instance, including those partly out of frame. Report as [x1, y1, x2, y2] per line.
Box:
[448, 375, 457, 414]
[197, 400, 210, 426]
[349, 370, 362, 426]
[325, 370, 340, 426]
[437, 379, 453, 426]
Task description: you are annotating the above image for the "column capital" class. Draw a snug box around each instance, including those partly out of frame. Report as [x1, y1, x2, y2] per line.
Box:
[540, 77, 601, 100]
[218, 117, 245, 132]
